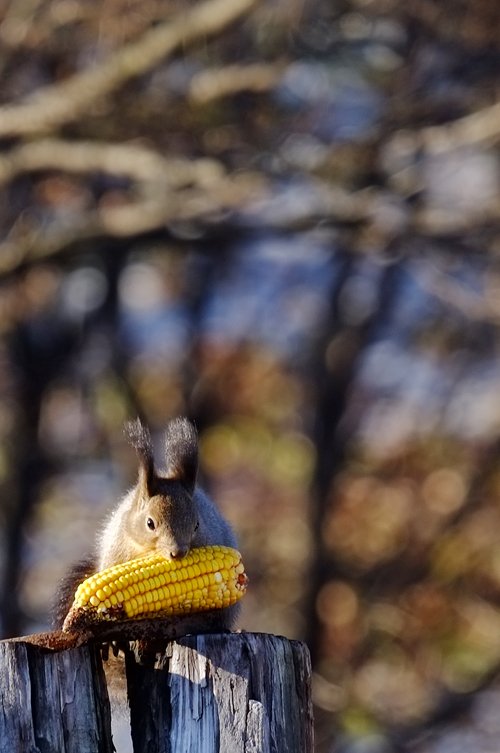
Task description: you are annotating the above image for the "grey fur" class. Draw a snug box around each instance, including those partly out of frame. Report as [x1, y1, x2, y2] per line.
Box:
[97, 416, 238, 627]
[53, 417, 238, 635]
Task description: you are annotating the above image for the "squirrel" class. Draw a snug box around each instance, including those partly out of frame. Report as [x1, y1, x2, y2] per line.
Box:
[52, 417, 239, 700]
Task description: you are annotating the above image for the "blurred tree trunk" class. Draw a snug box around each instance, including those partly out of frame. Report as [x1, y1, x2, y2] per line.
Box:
[305, 258, 403, 663]
[0, 316, 75, 636]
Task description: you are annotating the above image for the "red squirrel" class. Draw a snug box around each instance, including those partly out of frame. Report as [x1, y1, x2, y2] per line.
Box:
[52, 416, 239, 632]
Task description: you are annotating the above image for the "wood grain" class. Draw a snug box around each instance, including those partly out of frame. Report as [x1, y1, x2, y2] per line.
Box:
[0, 641, 113, 752]
[0, 631, 313, 752]
[126, 632, 314, 753]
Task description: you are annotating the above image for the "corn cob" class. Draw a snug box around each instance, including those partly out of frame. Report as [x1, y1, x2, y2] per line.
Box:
[62, 545, 247, 632]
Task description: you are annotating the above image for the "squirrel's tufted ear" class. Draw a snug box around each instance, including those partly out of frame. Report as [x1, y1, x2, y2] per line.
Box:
[124, 418, 155, 492]
[164, 417, 198, 494]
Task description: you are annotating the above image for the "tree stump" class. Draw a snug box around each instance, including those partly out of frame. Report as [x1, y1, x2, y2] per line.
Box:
[0, 640, 113, 753]
[126, 633, 313, 753]
[0, 631, 313, 753]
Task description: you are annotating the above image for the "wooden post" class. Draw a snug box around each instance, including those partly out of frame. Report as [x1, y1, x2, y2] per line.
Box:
[0, 640, 113, 753]
[126, 633, 314, 753]
[0, 631, 313, 753]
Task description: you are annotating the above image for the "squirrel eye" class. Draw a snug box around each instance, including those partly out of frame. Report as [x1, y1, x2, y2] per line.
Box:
[146, 517, 156, 531]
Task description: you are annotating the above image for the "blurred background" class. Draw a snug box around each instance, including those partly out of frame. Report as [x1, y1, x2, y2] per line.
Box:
[2, 0, 500, 750]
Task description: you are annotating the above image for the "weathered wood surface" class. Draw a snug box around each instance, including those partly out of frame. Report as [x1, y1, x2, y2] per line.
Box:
[126, 632, 313, 753]
[0, 640, 113, 753]
[0, 631, 313, 753]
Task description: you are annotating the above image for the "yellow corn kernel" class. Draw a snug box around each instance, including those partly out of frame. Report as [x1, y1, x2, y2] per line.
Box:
[63, 545, 248, 631]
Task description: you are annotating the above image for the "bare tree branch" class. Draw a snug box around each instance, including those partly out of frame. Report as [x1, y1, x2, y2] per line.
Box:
[0, 0, 259, 137]
[0, 138, 266, 274]
[189, 62, 284, 103]
[0, 138, 226, 190]
[408, 259, 500, 326]
[423, 100, 500, 153]
[385, 99, 500, 165]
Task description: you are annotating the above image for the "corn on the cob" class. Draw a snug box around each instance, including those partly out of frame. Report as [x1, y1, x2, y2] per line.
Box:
[62, 545, 247, 632]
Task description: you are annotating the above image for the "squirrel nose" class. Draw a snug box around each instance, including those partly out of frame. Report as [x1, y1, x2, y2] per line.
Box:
[170, 545, 189, 559]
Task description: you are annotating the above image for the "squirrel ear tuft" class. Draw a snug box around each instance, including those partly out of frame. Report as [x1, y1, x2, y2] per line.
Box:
[164, 417, 198, 494]
[124, 418, 155, 490]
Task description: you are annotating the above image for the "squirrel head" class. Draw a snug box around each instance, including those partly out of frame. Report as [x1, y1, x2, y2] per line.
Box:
[124, 417, 200, 560]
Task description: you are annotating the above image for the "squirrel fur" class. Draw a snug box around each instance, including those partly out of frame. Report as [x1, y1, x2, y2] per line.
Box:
[51, 417, 239, 704]
[97, 417, 236, 571]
